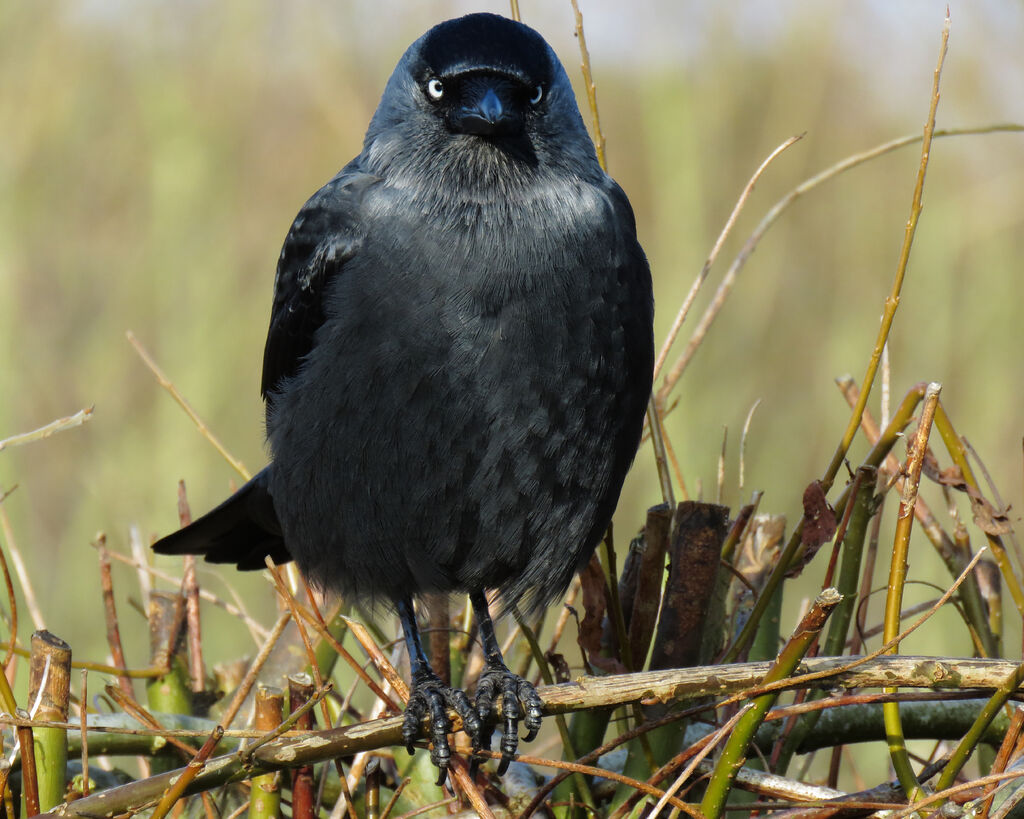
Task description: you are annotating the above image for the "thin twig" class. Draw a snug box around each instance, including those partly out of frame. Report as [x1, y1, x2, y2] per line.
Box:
[337, 614, 409, 703]
[103, 545, 269, 642]
[935, 404, 1024, 617]
[0, 500, 44, 630]
[126, 330, 250, 480]
[104, 685, 195, 761]
[653, 135, 802, 382]
[378, 776, 409, 819]
[273, 573, 360, 819]
[739, 399, 762, 491]
[819, 13, 950, 493]
[892, 770, 1024, 819]
[96, 536, 134, 697]
[568, 0, 605, 170]
[150, 726, 224, 819]
[836, 376, 997, 656]
[18, 711, 40, 817]
[79, 670, 89, 798]
[652, 706, 752, 817]
[219, 611, 292, 729]
[177, 482, 205, 693]
[0, 408, 93, 452]
[0, 511, 17, 672]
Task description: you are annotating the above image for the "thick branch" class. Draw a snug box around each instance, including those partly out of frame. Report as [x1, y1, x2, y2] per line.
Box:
[46, 656, 1022, 818]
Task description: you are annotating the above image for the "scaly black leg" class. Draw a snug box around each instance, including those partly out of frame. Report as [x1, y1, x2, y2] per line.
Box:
[470, 592, 544, 775]
[398, 597, 480, 785]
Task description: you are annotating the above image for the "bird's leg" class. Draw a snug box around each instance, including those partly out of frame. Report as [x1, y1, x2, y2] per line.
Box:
[470, 592, 544, 775]
[398, 596, 480, 785]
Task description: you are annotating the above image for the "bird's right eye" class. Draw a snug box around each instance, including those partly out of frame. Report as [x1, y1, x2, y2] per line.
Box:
[426, 78, 444, 100]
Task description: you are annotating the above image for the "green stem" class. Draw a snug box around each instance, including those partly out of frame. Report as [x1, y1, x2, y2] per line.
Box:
[882, 383, 941, 800]
[935, 660, 1024, 793]
[934, 404, 1024, 617]
[824, 467, 878, 657]
[27, 632, 73, 813]
[723, 384, 926, 663]
[700, 588, 842, 819]
[774, 467, 878, 774]
[511, 610, 596, 813]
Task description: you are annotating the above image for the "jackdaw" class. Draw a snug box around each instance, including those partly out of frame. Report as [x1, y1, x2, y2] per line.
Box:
[153, 11, 654, 781]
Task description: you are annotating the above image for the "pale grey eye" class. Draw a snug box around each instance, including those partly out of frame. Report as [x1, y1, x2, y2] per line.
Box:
[529, 84, 544, 105]
[426, 78, 444, 100]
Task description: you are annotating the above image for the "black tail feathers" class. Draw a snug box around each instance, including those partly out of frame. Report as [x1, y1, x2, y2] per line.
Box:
[152, 468, 290, 570]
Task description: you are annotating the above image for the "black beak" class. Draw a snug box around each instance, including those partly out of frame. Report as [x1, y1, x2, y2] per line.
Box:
[449, 84, 523, 137]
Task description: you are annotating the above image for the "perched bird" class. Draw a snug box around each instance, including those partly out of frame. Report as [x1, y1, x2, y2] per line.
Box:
[154, 12, 653, 780]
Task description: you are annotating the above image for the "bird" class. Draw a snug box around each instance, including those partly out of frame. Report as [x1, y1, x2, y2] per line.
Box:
[153, 11, 654, 782]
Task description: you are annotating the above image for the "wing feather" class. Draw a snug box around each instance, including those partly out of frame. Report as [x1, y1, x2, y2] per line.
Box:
[260, 166, 376, 399]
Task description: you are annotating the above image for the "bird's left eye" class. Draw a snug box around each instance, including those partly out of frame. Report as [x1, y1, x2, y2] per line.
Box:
[426, 78, 445, 100]
[529, 84, 544, 105]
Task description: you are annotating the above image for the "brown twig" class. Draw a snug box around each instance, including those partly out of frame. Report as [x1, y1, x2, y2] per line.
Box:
[96, 535, 134, 697]
[978, 705, 1024, 818]
[18, 711, 40, 817]
[288, 675, 316, 819]
[79, 670, 89, 798]
[265, 568, 360, 819]
[177, 482, 205, 693]
[0, 514, 17, 673]
[104, 685, 196, 761]
[219, 611, 293, 729]
[126, 330, 250, 480]
[101, 544, 269, 643]
[0, 501, 44, 630]
[150, 725, 224, 819]
[250, 686, 283, 819]
[378, 775, 409, 819]
[893, 770, 1024, 819]
[336, 614, 408, 704]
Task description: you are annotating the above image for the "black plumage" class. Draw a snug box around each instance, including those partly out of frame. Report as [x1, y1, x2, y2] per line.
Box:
[154, 12, 653, 780]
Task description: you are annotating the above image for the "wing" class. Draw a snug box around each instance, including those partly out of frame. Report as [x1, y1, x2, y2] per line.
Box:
[260, 164, 377, 400]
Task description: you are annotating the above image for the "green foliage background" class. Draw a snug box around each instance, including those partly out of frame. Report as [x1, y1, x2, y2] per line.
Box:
[1, 0, 1023, 789]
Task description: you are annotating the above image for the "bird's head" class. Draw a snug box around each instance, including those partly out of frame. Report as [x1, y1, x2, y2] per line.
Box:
[363, 13, 599, 189]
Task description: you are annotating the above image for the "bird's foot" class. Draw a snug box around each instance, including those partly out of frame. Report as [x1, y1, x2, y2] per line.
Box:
[474, 664, 544, 775]
[402, 670, 481, 786]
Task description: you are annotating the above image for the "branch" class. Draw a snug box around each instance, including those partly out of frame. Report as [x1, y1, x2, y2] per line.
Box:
[44, 655, 1024, 817]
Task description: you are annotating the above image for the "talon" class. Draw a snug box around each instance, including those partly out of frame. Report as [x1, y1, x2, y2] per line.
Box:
[473, 664, 545, 774]
[403, 670, 477, 783]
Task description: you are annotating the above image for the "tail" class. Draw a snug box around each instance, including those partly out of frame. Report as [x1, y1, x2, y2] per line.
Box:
[152, 467, 291, 571]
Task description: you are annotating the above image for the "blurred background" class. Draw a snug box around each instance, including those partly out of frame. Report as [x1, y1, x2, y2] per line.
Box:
[1, 0, 1023, 790]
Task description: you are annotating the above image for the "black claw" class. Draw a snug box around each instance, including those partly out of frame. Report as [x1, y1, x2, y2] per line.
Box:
[473, 664, 544, 774]
[402, 670, 480, 785]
